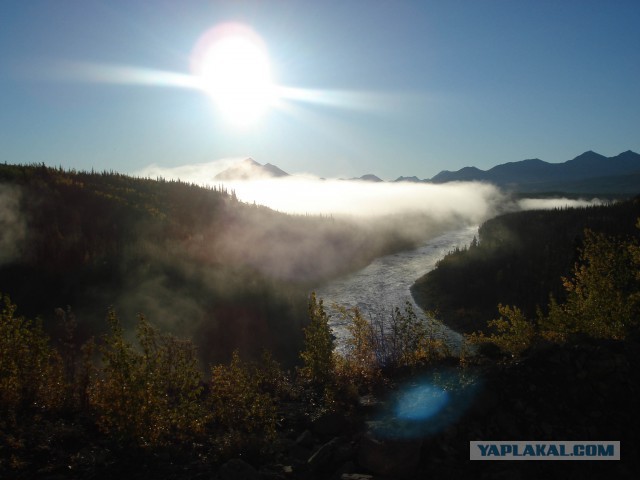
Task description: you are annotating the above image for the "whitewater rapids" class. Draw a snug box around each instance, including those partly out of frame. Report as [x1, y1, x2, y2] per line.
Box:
[314, 225, 479, 353]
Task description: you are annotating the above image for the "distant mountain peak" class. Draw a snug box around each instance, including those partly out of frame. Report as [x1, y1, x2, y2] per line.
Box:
[568, 150, 607, 162]
[394, 175, 422, 183]
[215, 158, 289, 180]
[430, 166, 485, 183]
[352, 174, 383, 182]
[262, 163, 290, 177]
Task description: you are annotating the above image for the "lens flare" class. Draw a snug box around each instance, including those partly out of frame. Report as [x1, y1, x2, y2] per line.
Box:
[368, 370, 480, 439]
[396, 384, 450, 421]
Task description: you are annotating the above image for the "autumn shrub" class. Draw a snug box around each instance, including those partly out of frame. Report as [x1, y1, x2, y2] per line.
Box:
[88, 309, 205, 446]
[468, 226, 640, 357]
[209, 350, 277, 458]
[253, 349, 297, 402]
[299, 293, 335, 387]
[381, 302, 449, 369]
[52, 306, 97, 411]
[466, 304, 535, 357]
[334, 306, 381, 393]
[540, 229, 640, 340]
[332, 301, 452, 398]
[0, 294, 64, 415]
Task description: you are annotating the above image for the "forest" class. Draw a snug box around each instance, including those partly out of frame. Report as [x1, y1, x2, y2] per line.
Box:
[412, 197, 640, 334]
[0, 163, 455, 366]
[2, 164, 640, 478]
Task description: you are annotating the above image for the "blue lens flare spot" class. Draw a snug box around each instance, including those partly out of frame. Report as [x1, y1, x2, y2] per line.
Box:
[395, 383, 449, 421]
[370, 370, 481, 439]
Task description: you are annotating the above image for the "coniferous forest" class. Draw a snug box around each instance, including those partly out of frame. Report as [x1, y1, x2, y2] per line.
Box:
[412, 197, 640, 333]
[0, 163, 450, 366]
[2, 163, 640, 479]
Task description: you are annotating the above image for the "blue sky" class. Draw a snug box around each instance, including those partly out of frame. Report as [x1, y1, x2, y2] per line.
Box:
[1, 0, 639, 180]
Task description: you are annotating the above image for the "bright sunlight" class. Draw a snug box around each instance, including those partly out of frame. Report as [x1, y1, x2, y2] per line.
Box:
[190, 23, 277, 127]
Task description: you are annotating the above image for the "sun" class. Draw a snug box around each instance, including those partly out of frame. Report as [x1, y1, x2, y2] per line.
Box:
[191, 23, 277, 126]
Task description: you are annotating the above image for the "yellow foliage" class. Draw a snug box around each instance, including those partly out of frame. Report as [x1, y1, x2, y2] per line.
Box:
[299, 293, 335, 386]
[209, 351, 277, 457]
[0, 295, 65, 414]
[468, 304, 534, 357]
[88, 310, 205, 446]
[541, 229, 640, 340]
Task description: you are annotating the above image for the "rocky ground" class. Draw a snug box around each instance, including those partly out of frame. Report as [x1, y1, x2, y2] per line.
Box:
[3, 334, 639, 479]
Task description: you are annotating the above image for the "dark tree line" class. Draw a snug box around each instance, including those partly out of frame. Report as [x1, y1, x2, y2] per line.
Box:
[412, 197, 640, 333]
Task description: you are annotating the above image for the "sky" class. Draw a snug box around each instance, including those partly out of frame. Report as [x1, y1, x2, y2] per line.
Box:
[1, 0, 639, 181]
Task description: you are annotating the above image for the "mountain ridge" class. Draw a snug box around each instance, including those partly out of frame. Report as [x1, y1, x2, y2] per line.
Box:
[428, 150, 640, 193]
[213, 151, 640, 194]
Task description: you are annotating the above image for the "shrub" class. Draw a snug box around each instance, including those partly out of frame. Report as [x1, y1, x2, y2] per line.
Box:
[382, 302, 449, 369]
[541, 230, 640, 340]
[0, 295, 64, 414]
[469, 226, 640, 356]
[209, 350, 277, 458]
[335, 306, 381, 391]
[299, 293, 335, 386]
[53, 306, 97, 411]
[253, 349, 296, 401]
[88, 310, 205, 446]
[467, 304, 534, 357]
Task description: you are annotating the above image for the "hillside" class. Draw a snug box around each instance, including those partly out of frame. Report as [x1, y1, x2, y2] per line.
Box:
[3, 164, 640, 479]
[429, 150, 640, 194]
[0, 163, 433, 365]
[412, 197, 640, 334]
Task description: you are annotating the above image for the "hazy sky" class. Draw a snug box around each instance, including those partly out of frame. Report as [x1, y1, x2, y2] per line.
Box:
[1, 0, 639, 180]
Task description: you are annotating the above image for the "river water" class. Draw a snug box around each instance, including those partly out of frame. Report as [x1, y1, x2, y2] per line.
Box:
[314, 225, 479, 353]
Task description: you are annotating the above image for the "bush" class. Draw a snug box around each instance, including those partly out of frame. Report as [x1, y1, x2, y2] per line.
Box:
[0, 294, 64, 414]
[299, 293, 335, 387]
[53, 306, 96, 411]
[469, 225, 640, 357]
[334, 306, 381, 392]
[209, 350, 277, 458]
[88, 309, 205, 446]
[334, 302, 451, 395]
[541, 229, 640, 340]
[467, 304, 534, 357]
[382, 302, 449, 369]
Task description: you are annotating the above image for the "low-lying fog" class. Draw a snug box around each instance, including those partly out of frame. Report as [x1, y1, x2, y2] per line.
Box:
[137, 159, 605, 221]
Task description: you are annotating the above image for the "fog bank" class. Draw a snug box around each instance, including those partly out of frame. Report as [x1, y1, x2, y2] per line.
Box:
[136, 161, 506, 225]
[517, 197, 605, 211]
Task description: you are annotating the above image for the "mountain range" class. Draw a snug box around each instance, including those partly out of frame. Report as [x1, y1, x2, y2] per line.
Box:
[426, 150, 640, 193]
[215, 159, 385, 183]
[215, 151, 640, 194]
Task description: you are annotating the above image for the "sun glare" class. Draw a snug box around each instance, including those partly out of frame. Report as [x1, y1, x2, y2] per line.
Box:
[191, 23, 276, 126]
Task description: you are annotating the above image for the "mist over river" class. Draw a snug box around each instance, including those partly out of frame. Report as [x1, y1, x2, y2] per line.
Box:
[314, 225, 479, 353]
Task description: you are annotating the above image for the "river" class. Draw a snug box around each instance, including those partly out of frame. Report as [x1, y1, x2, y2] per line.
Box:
[314, 224, 479, 353]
